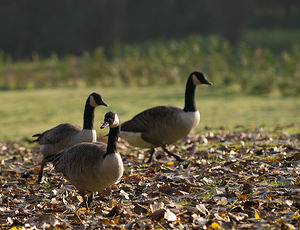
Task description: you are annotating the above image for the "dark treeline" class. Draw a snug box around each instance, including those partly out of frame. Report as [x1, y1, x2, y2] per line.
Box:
[0, 0, 299, 59]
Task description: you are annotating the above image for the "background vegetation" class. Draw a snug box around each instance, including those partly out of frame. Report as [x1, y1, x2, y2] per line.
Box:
[0, 0, 299, 95]
[0, 1, 299, 140]
[0, 34, 300, 95]
[1, 0, 300, 59]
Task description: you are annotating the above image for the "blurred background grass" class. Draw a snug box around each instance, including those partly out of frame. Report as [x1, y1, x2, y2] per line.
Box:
[1, 87, 299, 141]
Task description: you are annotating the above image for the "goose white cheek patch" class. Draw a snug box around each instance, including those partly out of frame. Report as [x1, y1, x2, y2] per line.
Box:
[111, 115, 120, 128]
[89, 96, 99, 107]
[192, 74, 201, 85]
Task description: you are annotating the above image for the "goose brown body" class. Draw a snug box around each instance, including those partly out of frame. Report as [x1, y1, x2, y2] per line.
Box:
[47, 111, 123, 207]
[33, 92, 107, 182]
[34, 123, 96, 156]
[121, 106, 200, 148]
[53, 142, 123, 192]
[120, 71, 211, 162]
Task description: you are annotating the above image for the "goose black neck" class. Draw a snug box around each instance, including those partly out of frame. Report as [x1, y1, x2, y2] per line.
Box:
[105, 126, 120, 156]
[83, 100, 95, 130]
[183, 77, 197, 112]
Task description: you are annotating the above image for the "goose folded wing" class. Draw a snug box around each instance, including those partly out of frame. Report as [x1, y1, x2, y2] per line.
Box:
[121, 106, 181, 133]
[36, 123, 81, 145]
[53, 142, 107, 177]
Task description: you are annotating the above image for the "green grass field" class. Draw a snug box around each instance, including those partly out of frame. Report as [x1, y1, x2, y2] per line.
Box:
[0, 86, 299, 141]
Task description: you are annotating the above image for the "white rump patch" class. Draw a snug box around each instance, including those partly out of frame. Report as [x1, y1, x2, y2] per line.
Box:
[120, 131, 155, 148]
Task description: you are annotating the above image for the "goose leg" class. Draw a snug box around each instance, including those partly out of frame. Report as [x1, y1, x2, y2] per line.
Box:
[162, 147, 184, 162]
[37, 159, 47, 183]
[87, 192, 94, 207]
[146, 148, 155, 163]
[78, 190, 88, 208]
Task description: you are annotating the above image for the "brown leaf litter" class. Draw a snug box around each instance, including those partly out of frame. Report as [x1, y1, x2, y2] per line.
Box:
[0, 125, 299, 229]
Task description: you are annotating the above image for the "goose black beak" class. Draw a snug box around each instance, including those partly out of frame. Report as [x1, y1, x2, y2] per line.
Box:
[101, 101, 108, 107]
[204, 79, 213, 86]
[100, 122, 109, 129]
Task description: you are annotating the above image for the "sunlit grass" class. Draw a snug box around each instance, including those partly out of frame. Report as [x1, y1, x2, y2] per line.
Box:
[0, 86, 299, 141]
[264, 178, 288, 187]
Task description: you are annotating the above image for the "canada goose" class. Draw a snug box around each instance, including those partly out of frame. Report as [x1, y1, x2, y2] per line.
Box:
[46, 111, 123, 207]
[33, 92, 107, 182]
[120, 71, 212, 162]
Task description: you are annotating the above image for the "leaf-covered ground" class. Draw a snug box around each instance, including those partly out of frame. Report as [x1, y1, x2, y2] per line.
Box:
[0, 125, 299, 229]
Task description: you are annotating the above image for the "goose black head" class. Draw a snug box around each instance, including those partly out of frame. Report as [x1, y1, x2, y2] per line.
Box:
[89, 92, 108, 107]
[100, 111, 120, 129]
[190, 72, 212, 86]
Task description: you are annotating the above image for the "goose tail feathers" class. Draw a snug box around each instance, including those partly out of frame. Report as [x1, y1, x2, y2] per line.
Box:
[43, 153, 56, 163]
[32, 133, 41, 142]
[44, 151, 63, 166]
